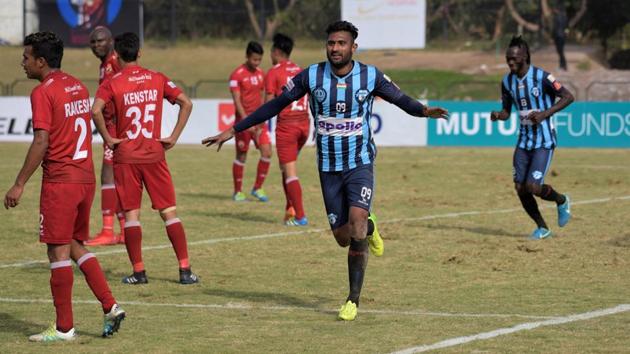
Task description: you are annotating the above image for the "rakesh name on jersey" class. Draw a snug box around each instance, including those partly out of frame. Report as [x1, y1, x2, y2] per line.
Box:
[64, 98, 90, 117]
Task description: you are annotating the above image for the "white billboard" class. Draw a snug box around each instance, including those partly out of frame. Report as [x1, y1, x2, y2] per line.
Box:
[0, 97, 428, 146]
[341, 0, 426, 50]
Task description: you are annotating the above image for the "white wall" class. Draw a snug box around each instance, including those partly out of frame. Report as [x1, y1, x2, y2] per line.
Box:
[0, 0, 38, 44]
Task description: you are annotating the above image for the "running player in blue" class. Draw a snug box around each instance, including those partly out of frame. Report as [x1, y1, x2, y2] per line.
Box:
[491, 36, 573, 240]
[203, 21, 448, 321]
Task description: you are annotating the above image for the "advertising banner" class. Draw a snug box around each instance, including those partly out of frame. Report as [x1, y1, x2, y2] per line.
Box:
[0, 97, 427, 146]
[341, 0, 426, 49]
[37, 0, 141, 47]
[427, 101, 630, 148]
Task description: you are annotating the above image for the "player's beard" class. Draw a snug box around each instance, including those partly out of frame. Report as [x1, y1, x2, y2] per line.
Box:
[327, 51, 352, 69]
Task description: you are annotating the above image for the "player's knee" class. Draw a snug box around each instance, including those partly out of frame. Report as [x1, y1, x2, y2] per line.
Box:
[347, 219, 367, 241]
[332, 230, 350, 247]
[527, 183, 542, 196]
[515, 183, 527, 195]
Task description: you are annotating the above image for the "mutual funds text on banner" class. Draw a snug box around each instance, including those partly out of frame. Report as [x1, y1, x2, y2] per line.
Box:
[427, 101, 630, 148]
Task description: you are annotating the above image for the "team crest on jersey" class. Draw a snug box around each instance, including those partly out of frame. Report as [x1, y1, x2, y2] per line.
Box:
[531, 87, 540, 98]
[327, 213, 337, 225]
[313, 87, 327, 103]
[355, 89, 369, 103]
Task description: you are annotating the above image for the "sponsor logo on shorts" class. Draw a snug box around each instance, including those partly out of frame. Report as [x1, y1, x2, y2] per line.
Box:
[532, 170, 543, 180]
[327, 213, 337, 225]
[317, 116, 363, 137]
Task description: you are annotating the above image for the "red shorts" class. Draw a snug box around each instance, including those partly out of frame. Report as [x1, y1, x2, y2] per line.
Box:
[102, 124, 116, 166]
[39, 182, 95, 244]
[276, 121, 310, 164]
[235, 124, 271, 153]
[114, 160, 176, 211]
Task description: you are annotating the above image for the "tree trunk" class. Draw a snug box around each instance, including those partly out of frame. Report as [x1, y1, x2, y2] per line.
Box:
[505, 0, 539, 32]
[492, 4, 506, 43]
[569, 0, 587, 29]
[244, 0, 263, 40]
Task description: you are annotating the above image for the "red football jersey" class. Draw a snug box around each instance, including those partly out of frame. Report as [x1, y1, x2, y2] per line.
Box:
[96, 65, 182, 164]
[229, 64, 264, 120]
[265, 60, 309, 123]
[99, 51, 121, 127]
[99, 51, 121, 84]
[31, 71, 94, 183]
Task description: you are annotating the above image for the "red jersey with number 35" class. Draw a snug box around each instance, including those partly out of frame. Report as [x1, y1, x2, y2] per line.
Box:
[31, 71, 94, 183]
[229, 64, 264, 120]
[265, 60, 309, 123]
[96, 65, 182, 164]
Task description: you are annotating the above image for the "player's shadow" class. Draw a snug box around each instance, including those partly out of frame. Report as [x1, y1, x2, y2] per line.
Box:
[204, 288, 329, 309]
[0, 312, 42, 336]
[179, 192, 232, 201]
[193, 210, 278, 224]
[423, 223, 524, 238]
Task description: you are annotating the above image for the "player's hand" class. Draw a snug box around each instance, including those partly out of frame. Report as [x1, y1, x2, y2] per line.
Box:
[490, 111, 503, 121]
[105, 137, 126, 149]
[4, 184, 24, 209]
[159, 136, 178, 150]
[423, 106, 449, 119]
[527, 111, 548, 124]
[202, 128, 235, 152]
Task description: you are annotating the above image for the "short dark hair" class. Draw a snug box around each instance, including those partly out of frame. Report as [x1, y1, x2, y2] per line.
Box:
[272, 33, 294, 56]
[246, 41, 264, 56]
[508, 35, 531, 64]
[326, 21, 359, 41]
[114, 32, 140, 62]
[23, 31, 64, 69]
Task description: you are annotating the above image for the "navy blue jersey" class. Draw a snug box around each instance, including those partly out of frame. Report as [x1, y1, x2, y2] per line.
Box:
[284, 61, 405, 172]
[501, 65, 564, 150]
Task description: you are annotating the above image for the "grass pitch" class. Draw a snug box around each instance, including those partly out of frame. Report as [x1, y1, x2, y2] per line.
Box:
[0, 143, 629, 353]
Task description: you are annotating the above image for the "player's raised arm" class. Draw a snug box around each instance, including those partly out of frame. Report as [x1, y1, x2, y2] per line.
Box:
[373, 70, 448, 119]
[491, 81, 514, 121]
[202, 70, 309, 150]
[202, 93, 294, 151]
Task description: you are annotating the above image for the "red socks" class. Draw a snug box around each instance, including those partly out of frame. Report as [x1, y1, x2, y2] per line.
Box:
[77, 253, 116, 313]
[124, 221, 144, 272]
[50, 261, 73, 332]
[254, 157, 271, 190]
[282, 172, 292, 210]
[165, 218, 190, 269]
[285, 176, 305, 219]
[233, 160, 244, 193]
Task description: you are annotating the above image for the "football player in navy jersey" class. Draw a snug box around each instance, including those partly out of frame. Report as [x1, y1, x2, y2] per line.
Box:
[203, 21, 448, 321]
[491, 36, 573, 240]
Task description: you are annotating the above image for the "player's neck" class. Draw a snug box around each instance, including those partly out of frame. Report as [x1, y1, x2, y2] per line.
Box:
[331, 60, 354, 77]
[121, 61, 139, 69]
[38, 68, 59, 82]
[517, 64, 530, 79]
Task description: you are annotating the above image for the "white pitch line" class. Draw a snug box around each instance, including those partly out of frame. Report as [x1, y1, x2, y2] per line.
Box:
[390, 304, 630, 354]
[0, 297, 555, 320]
[1, 195, 628, 269]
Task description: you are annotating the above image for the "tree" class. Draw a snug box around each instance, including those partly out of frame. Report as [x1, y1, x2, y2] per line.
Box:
[244, 0, 297, 41]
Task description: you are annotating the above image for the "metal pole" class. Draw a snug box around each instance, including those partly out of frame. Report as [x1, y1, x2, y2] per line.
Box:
[22, 0, 26, 39]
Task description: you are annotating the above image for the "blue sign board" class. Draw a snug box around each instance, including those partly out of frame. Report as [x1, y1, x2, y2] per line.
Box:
[427, 101, 630, 148]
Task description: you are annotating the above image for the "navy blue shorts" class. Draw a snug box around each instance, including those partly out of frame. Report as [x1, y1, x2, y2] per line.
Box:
[319, 164, 374, 230]
[513, 147, 554, 185]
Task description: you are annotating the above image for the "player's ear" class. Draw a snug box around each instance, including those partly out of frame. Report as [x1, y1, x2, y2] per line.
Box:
[352, 42, 358, 52]
[137, 49, 142, 59]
